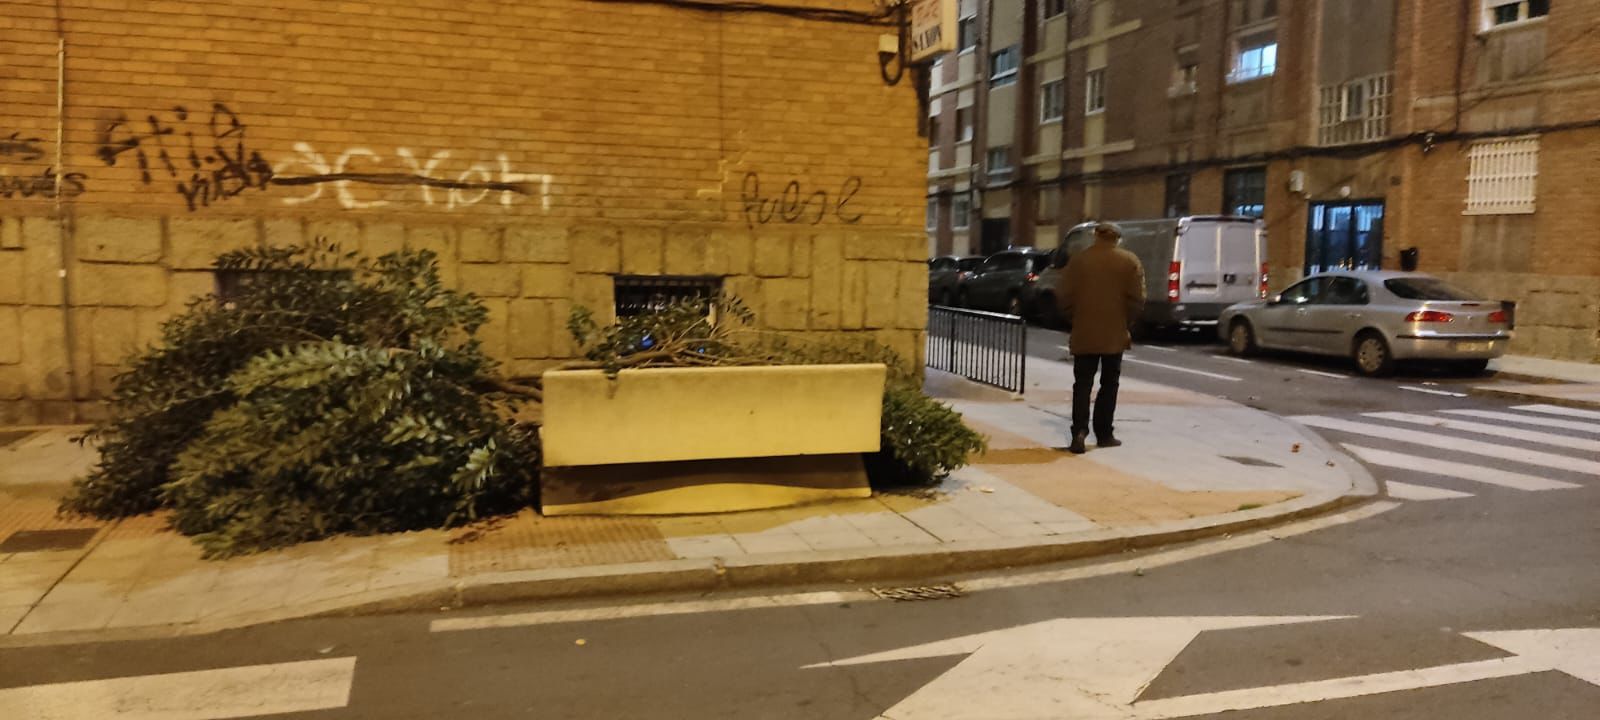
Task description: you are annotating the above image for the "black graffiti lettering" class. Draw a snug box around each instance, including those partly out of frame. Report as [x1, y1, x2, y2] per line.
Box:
[836, 175, 864, 224]
[0, 132, 45, 162]
[100, 103, 272, 210]
[0, 167, 88, 200]
[739, 171, 866, 228]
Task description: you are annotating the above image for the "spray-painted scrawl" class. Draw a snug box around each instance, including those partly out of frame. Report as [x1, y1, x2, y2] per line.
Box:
[95, 103, 552, 212]
[272, 144, 553, 211]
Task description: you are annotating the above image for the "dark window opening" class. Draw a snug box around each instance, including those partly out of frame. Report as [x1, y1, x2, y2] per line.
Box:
[1223, 167, 1267, 219]
[1164, 173, 1191, 217]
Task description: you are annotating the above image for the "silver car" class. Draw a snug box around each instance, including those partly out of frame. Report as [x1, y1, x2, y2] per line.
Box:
[1218, 271, 1513, 377]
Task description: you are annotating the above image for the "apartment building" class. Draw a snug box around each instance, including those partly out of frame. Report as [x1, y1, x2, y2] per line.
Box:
[924, 0, 1598, 362]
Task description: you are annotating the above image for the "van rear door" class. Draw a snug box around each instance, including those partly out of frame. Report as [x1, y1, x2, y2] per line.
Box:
[1178, 220, 1264, 306]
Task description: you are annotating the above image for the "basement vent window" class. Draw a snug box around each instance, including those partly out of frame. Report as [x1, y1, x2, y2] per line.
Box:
[612, 275, 724, 318]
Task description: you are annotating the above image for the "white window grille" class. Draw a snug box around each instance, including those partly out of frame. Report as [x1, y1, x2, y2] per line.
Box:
[1169, 62, 1199, 97]
[1465, 136, 1539, 215]
[1040, 79, 1064, 123]
[1085, 68, 1106, 114]
[1317, 72, 1393, 145]
[926, 199, 939, 230]
[953, 195, 971, 228]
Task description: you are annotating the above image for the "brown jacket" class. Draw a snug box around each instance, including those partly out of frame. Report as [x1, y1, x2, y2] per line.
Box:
[1055, 240, 1147, 355]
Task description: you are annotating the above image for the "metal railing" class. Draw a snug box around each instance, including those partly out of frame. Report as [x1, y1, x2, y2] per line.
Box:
[926, 305, 1027, 393]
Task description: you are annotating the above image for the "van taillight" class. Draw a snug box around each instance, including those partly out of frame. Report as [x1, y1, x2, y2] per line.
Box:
[1488, 310, 1508, 323]
[1167, 261, 1181, 302]
[1405, 310, 1454, 323]
[1258, 263, 1270, 299]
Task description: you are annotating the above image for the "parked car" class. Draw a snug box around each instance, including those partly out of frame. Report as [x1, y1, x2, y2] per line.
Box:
[928, 255, 984, 306]
[1027, 216, 1268, 332]
[1218, 271, 1514, 377]
[958, 249, 1052, 315]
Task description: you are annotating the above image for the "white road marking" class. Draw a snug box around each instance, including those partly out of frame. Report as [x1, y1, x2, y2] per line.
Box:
[432, 590, 868, 632]
[1217, 355, 1255, 364]
[1131, 656, 1546, 719]
[1291, 415, 1600, 476]
[0, 657, 356, 720]
[1124, 358, 1243, 382]
[1140, 628, 1600, 719]
[1141, 345, 1178, 352]
[1514, 404, 1600, 422]
[1400, 385, 1468, 398]
[1384, 481, 1474, 501]
[808, 616, 1348, 719]
[1443, 409, 1600, 435]
[1364, 412, 1600, 453]
[1344, 445, 1580, 491]
[1297, 369, 1349, 379]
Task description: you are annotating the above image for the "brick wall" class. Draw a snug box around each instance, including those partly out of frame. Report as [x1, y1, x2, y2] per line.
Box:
[0, 0, 931, 423]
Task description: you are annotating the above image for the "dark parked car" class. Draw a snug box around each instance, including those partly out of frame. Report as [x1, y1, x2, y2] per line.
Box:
[928, 255, 984, 306]
[958, 249, 1051, 315]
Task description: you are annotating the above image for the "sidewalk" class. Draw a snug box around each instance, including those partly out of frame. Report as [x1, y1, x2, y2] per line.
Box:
[0, 359, 1375, 645]
[1484, 355, 1600, 407]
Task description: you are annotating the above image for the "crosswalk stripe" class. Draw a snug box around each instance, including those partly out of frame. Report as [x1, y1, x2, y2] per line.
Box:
[1513, 404, 1600, 421]
[1292, 415, 1600, 476]
[1442, 409, 1600, 435]
[1344, 445, 1581, 491]
[0, 657, 356, 720]
[1385, 481, 1474, 501]
[1363, 412, 1600, 454]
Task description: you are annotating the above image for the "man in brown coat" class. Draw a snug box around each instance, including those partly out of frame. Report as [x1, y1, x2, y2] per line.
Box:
[1055, 222, 1146, 454]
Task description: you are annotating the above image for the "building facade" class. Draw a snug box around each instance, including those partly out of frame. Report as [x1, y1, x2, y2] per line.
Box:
[0, 0, 931, 424]
[926, 0, 1598, 363]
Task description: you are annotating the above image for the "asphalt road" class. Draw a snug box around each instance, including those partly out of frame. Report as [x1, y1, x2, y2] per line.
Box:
[3, 334, 1598, 719]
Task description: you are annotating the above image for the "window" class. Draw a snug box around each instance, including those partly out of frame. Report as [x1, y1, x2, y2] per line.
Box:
[953, 195, 971, 228]
[990, 46, 1020, 86]
[1340, 82, 1367, 120]
[928, 114, 941, 145]
[959, 14, 978, 51]
[1164, 173, 1191, 218]
[1318, 278, 1370, 305]
[956, 107, 974, 142]
[1223, 167, 1266, 218]
[1484, 0, 1549, 28]
[1384, 278, 1480, 301]
[1043, 0, 1066, 19]
[1277, 277, 1327, 305]
[1465, 136, 1539, 215]
[1085, 68, 1106, 114]
[1040, 79, 1065, 123]
[1037, 187, 1060, 223]
[1318, 73, 1394, 145]
[614, 276, 724, 318]
[1170, 60, 1199, 96]
[926, 199, 940, 230]
[1228, 29, 1277, 83]
[987, 146, 1014, 181]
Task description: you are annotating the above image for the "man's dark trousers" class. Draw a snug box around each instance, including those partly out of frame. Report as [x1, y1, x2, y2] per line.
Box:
[1071, 353, 1123, 440]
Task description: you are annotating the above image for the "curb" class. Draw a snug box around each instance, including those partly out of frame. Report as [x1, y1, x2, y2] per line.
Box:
[1466, 383, 1600, 410]
[0, 486, 1376, 649]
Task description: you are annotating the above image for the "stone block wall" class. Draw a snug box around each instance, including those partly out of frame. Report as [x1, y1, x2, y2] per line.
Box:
[0, 0, 930, 423]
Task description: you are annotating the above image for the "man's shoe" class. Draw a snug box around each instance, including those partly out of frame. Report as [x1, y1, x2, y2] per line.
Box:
[1096, 436, 1123, 448]
[1067, 432, 1088, 455]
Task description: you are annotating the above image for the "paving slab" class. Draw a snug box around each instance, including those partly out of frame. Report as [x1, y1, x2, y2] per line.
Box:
[0, 363, 1373, 645]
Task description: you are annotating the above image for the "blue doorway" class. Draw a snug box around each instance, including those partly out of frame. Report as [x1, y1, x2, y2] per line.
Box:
[1306, 201, 1384, 275]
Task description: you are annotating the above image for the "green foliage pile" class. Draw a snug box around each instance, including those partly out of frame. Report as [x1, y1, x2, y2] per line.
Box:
[567, 296, 987, 487]
[61, 244, 537, 557]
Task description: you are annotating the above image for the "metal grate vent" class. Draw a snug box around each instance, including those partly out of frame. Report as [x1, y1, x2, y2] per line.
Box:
[0, 528, 99, 553]
[871, 583, 964, 602]
[613, 275, 724, 317]
[0, 431, 35, 449]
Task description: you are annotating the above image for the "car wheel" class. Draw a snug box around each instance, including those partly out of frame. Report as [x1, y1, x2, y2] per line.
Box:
[1227, 319, 1259, 356]
[1455, 358, 1491, 376]
[1006, 293, 1022, 317]
[1353, 331, 1395, 377]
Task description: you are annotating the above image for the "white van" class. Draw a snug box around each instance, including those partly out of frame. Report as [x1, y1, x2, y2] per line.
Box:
[1031, 216, 1268, 333]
